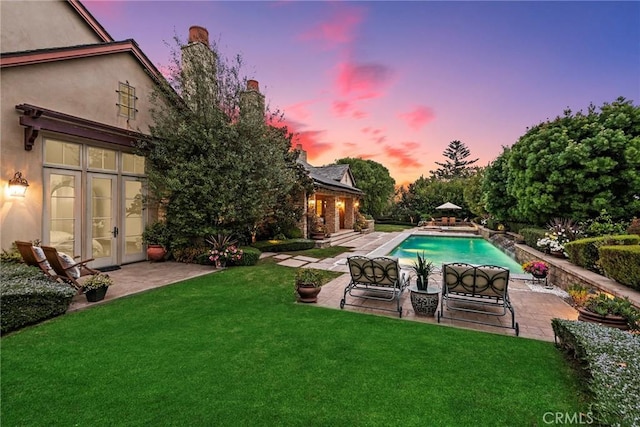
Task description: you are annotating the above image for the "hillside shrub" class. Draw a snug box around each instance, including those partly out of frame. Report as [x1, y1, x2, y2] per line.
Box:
[252, 239, 315, 252]
[564, 235, 640, 273]
[1, 263, 76, 334]
[598, 245, 640, 291]
[519, 228, 547, 249]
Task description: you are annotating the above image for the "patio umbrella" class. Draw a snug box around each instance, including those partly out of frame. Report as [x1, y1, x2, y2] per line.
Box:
[435, 202, 462, 210]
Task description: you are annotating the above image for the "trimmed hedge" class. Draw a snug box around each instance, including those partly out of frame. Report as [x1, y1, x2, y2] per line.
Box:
[1, 263, 76, 334]
[599, 245, 640, 291]
[564, 235, 640, 273]
[519, 227, 547, 249]
[552, 319, 640, 427]
[233, 247, 261, 266]
[252, 239, 316, 252]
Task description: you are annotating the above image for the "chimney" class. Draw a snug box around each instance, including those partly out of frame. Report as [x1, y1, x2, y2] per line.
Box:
[188, 26, 209, 45]
[247, 79, 259, 92]
[296, 144, 307, 163]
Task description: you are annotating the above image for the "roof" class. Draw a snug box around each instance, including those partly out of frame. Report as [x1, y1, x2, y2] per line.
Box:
[297, 158, 364, 196]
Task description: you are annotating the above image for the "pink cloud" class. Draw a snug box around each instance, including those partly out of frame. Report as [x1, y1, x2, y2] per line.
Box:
[285, 100, 316, 121]
[332, 100, 352, 116]
[352, 110, 367, 119]
[399, 106, 436, 131]
[272, 118, 334, 160]
[384, 143, 422, 168]
[299, 6, 365, 49]
[85, 1, 123, 19]
[335, 60, 393, 100]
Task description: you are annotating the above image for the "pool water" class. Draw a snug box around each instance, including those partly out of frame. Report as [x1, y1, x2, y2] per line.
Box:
[389, 235, 525, 274]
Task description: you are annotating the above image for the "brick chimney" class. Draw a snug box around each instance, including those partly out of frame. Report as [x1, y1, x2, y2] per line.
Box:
[240, 79, 265, 123]
[188, 26, 209, 45]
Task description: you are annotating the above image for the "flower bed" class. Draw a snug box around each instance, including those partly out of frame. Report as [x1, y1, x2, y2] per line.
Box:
[552, 319, 640, 427]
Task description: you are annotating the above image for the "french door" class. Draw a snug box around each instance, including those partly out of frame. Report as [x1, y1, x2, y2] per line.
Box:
[45, 169, 146, 268]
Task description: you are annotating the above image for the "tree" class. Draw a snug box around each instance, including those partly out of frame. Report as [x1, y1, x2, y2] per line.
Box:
[139, 35, 301, 248]
[400, 175, 470, 221]
[462, 167, 487, 218]
[335, 158, 396, 218]
[482, 98, 640, 225]
[430, 140, 479, 180]
[482, 147, 518, 222]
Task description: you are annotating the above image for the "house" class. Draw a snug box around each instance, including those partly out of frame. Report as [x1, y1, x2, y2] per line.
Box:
[1, 0, 162, 268]
[296, 146, 364, 238]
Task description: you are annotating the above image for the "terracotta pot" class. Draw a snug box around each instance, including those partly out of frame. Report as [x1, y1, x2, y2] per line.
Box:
[577, 307, 629, 330]
[296, 284, 321, 303]
[147, 245, 167, 262]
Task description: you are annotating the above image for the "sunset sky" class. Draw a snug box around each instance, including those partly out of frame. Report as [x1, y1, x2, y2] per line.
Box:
[84, 1, 640, 186]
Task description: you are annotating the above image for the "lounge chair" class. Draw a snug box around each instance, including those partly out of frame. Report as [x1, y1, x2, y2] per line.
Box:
[449, 217, 456, 225]
[41, 245, 99, 293]
[340, 256, 409, 317]
[437, 262, 519, 335]
[440, 217, 449, 226]
[14, 241, 66, 280]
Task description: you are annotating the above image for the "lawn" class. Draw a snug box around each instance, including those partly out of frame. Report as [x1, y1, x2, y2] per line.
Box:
[284, 245, 352, 259]
[374, 223, 415, 232]
[1, 262, 587, 426]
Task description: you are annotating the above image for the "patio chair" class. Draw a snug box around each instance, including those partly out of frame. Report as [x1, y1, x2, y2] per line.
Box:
[14, 241, 65, 281]
[449, 217, 457, 225]
[41, 245, 99, 293]
[440, 217, 449, 225]
[340, 256, 409, 317]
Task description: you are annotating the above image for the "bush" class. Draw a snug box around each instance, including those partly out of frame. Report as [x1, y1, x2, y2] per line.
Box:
[504, 222, 531, 234]
[284, 227, 303, 239]
[252, 239, 316, 252]
[519, 228, 547, 249]
[0, 263, 76, 334]
[565, 235, 640, 273]
[628, 218, 640, 236]
[552, 319, 640, 427]
[599, 245, 640, 291]
[173, 245, 209, 264]
[232, 247, 261, 266]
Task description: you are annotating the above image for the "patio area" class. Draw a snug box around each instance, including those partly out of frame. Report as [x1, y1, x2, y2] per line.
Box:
[68, 230, 579, 342]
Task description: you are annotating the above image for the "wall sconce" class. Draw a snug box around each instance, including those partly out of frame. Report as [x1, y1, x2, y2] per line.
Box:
[8, 171, 29, 197]
[336, 201, 344, 208]
[308, 199, 316, 208]
[354, 201, 360, 208]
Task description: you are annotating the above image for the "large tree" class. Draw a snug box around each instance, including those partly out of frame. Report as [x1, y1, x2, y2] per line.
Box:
[430, 140, 479, 180]
[482, 97, 640, 225]
[140, 36, 301, 247]
[336, 158, 396, 218]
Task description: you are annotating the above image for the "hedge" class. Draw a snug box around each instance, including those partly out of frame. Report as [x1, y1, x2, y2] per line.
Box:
[599, 245, 640, 291]
[564, 235, 640, 273]
[252, 239, 316, 252]
[519, 227, 547, 249]
[1, 263, 76, 334]
[552, 319, 640, 427]
[233, 246, 261, 266]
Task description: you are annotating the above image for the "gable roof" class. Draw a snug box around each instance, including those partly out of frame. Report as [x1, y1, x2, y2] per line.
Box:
[66, 0, 114, 43]
[297, 158, 363, 196]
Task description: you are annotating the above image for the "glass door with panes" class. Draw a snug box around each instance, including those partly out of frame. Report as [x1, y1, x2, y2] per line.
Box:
[87, 173, 118, 268]
[122, 177, 146, 263]
[44, 170, 82, 257]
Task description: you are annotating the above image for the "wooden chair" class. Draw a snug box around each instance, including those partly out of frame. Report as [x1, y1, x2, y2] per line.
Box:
[440, 217, 449, 225]
[449, 217, 456, 225]
[14, 241, 64, 281]
[41, 245, 99, 293]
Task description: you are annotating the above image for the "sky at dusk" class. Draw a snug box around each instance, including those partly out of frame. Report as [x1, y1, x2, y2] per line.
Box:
[84, 0, 640, 186]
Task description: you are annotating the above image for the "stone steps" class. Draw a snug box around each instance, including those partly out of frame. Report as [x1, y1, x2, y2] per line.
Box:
[313, 230, 362, 248]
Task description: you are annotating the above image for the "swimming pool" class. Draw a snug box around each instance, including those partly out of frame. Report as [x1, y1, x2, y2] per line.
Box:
[389, 235, 525, 274]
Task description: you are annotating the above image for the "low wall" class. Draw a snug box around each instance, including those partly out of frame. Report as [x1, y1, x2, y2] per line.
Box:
[514, 244, 640, 309]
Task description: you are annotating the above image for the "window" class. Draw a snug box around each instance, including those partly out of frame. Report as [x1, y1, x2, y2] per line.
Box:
[122, 153, 146, 175]
[117, 81, 137, 119]
[44, 139, 81, 167]
[88, 147, 117, 171]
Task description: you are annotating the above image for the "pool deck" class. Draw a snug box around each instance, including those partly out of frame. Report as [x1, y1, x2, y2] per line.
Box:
[70, 229, 579, 342]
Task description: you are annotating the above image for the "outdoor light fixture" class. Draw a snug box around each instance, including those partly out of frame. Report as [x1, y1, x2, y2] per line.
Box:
[8, 171, 29, 197]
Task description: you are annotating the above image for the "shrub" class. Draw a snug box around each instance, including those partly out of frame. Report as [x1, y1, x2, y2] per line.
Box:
[627, 218, 640, 236]
[519, 228, 547, 249]
[173, 245, 209, 264]
[599, 245, 640, 291]
[285, 227, 303, 239]
[231, 247, 260, 266]
[252, 239, 316, 252]
[1, 243, 23, 264]
[552, 319, 640, 427]
[0, 263, 76, 334]
[564, 234, 639, 273]
[504, 222, 531, 234]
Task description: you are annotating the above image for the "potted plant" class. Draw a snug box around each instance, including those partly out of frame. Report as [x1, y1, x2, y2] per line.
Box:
[522, 260, 549, 278]
[409, 252, 438, 316]
[576, 292, 639, 331]
[307, 212, 327, 240]
[206, 233, 243, 268]
[142, 221, 169, 261]
[83, 273, 113, 302]
[410, 252, 434, 290]
[295, 268, 330, 303]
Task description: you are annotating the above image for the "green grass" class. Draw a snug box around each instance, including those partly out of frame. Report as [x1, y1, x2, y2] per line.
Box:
[375, 223, 415, 232]
[1, 262, 587, 426]
[284, 245, 352, 259]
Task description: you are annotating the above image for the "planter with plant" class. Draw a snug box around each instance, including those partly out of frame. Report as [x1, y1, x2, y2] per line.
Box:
[575, 292, 639, 331]
[307, 212, 327, 240]
[206, 234, 243, 268]
[409, 252, 438, 316]
[295, 268, 331, 303]
[83, 273, 113, 303]
[142, 221, 169, 261]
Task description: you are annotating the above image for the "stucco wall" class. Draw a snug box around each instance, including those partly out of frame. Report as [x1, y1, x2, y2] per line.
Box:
[1, 0, 103, 52]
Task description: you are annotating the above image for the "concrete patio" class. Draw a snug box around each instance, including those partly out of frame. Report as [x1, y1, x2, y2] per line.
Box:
[69, 230, 579, 342]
